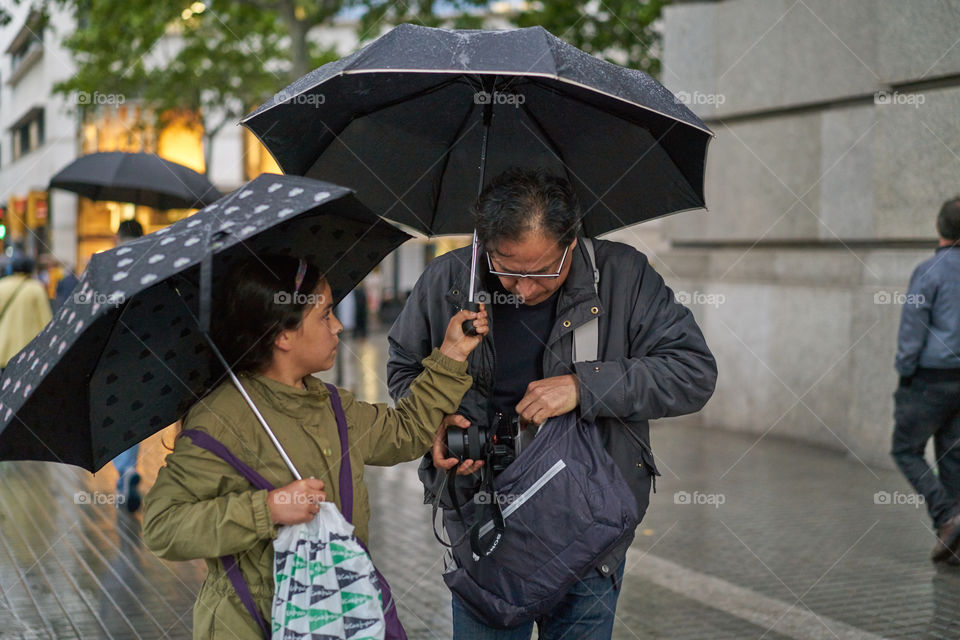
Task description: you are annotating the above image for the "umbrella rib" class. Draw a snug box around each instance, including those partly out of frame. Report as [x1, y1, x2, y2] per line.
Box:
[430, 95, 481, 231]
[313, 76, 465, 161]
[518, 99, 575, 188]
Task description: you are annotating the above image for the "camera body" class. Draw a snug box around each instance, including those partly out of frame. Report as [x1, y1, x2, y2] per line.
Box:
[446, 411, 522, 476]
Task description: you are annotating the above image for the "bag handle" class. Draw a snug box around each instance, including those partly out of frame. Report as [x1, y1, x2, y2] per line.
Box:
[181, 429, 272, 640]
[322, 384, 408, 640]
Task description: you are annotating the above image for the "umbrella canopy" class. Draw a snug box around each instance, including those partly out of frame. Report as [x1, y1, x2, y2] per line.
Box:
[0, 173, 410, 471]
[50, 151, 222, 210]
[242, 23, 713, 237]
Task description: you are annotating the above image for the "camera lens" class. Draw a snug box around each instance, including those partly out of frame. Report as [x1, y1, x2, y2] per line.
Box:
[446, 424, 488, 461]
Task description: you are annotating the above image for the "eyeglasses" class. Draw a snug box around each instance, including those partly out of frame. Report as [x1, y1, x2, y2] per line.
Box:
[486, 244, 570, 279]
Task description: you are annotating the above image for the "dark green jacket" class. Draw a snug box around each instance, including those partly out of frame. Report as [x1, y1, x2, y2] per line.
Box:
[143, 348, 471, 639]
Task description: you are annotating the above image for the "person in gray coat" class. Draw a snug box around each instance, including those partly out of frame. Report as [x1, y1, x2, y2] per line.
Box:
[892, 196, 960, 564]
[387, 168, 717, 638]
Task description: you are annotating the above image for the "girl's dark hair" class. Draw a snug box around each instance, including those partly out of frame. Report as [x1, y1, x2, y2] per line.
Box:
[472, 167, 582, 251]
[212, 255, 324, 375]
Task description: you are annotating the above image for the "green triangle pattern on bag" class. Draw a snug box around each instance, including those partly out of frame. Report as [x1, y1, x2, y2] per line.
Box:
[340, 591, 373, 613]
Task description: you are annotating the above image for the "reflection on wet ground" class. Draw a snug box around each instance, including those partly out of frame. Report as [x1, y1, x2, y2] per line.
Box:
[1, 333, 958, 639]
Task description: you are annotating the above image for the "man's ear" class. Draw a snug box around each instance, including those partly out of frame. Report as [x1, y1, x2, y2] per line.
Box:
[570, 236, 579, 251]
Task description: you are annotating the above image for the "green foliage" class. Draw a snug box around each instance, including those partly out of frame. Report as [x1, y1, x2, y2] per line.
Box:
[515, 0, 668, 76]
[54, 1, 286, 134]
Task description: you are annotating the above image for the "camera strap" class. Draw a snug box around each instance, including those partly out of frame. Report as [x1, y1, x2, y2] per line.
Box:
[431, 466, 505, 558]
[469, 466, 505, 558]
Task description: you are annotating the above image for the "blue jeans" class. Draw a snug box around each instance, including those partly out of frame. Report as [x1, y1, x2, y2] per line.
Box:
[113, 444, 139, 488]
[451, 562, 625, 640]
[892, 375, 960, 528]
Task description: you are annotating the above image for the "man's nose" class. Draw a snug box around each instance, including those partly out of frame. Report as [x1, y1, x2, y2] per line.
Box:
[515, 277, 539, 299]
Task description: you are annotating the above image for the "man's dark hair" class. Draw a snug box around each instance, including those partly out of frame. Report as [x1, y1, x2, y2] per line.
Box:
[472, 168, 582, 250]
[938, 197, 960, 242]
[116, 219, 144, 242]
[212, 255, 325, 375]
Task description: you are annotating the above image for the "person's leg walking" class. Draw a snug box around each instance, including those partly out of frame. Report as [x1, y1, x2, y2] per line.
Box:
[538, 562, 625, 640]
[892, 382, 953, 526]
[113, 444, 141, 512]
[934, 411, 960, 507]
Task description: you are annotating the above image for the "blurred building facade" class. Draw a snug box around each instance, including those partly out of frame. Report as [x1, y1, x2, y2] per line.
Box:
[659, 0, 959, 466]
[0, 5, 494, 309]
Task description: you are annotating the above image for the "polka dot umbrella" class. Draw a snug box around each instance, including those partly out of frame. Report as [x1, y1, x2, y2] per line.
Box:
[0, 173, 411, 471]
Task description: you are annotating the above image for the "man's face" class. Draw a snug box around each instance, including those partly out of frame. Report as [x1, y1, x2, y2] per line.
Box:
[487, 233, 578, 306]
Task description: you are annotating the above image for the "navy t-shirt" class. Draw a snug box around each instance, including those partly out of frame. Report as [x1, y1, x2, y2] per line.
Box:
[488, 275, 560, 419]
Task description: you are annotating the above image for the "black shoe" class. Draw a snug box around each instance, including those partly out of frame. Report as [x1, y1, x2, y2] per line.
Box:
[932, 513, 960, 563]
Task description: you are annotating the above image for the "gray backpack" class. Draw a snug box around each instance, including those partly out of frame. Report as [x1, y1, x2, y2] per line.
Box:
[440, 410, 640, 627]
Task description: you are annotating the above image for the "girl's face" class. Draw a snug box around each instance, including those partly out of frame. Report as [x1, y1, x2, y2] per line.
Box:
[288, 280, 343, 373]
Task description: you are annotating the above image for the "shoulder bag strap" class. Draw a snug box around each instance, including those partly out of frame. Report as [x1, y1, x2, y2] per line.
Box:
[180, 428, 273, 640]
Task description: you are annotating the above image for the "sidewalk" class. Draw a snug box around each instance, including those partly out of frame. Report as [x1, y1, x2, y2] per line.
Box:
[0, 332, 956, 639]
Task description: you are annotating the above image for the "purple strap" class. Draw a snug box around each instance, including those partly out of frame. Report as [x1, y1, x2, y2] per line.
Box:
[325, 383, 353, 522]
[324, 384, 407, 640]
[181, 429, 272, 640]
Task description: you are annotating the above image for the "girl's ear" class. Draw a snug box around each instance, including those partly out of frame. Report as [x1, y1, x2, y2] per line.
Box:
[273, 327, 294, 354]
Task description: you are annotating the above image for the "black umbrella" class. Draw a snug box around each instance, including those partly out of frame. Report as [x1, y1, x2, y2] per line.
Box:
[241, 23, 713, 238]
[50, 151, 222, 210]
[0, 173, 410, 471]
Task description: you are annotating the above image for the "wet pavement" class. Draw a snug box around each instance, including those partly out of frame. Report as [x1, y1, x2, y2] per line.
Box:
[1, 330, 958, 639]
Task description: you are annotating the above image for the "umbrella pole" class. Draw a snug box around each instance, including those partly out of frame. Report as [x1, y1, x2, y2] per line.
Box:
[208, 336, 304, 481]
[463, 82, 495, 335]
[174, 282, 303, 480]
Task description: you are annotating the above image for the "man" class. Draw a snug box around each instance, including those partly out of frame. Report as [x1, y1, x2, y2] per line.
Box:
[112, 219, 145, 512]
[0, 255, 52, 370]
[892, 196, 960, 564]
[387, 168, 717, 637]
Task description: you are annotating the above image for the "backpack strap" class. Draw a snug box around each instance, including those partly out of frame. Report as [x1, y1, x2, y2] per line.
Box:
[181, 429, 272, 640]
[572, 238, 600, 363]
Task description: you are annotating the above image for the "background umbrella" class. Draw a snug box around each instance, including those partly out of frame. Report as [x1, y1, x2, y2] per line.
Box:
[0, 173, 410, 472]
[49, 151, 222, 210]
[241, 23, 713, 238]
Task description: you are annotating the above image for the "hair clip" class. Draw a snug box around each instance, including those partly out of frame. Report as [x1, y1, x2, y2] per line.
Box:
[293, 259, 307, 296]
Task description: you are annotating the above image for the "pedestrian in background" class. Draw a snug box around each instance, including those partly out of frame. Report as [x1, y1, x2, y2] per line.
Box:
[0, 255, 52, 371]
[893, 196, 960, 563]
[112, 218, 145, 511]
